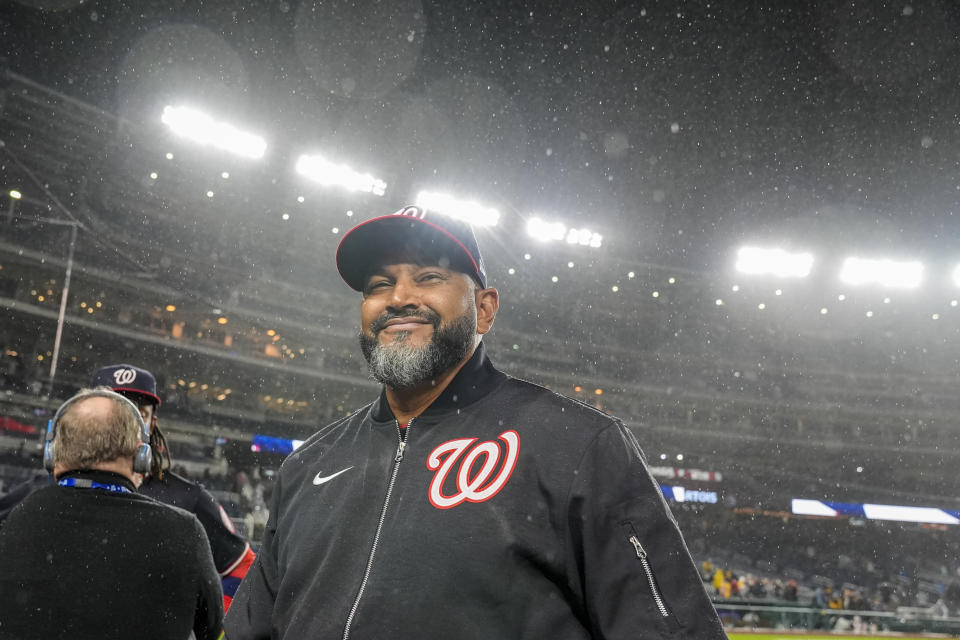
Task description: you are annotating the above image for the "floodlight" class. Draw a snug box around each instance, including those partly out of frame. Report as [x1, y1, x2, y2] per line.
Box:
[295, 154, 387, 196]
[161, 105, 266, 159]
[526, 216, 602, 248]
[566, 227, 603, 248]
[735, 247, 813, 278]
[9, 190, 22, 200]
[416, 191, 500, 227]
[839, 257, 923, 289]
[527, 217, 566, 242]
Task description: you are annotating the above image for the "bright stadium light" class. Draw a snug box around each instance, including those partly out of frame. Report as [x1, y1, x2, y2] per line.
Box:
[295, 154, 387, 196]
[415, 191, 500, 227]
[839, 257, 924, 289]
[527, 217, 567, 242]
[161, 105, 266, 159]
[735, 247, 813, 278]
[526, 216, 603, 248]
[566, 226, 603, 248]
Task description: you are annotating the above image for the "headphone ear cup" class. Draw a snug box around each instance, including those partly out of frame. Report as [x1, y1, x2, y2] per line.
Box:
[133, 443, 152, 475]
[43, 440, 55, 472]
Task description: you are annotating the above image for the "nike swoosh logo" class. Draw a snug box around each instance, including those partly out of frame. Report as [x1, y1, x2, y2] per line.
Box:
[313, 466, 354, 486]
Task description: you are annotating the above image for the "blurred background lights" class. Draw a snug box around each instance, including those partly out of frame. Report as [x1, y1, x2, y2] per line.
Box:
[840, 257, 924, 289]
[415, 190, 500, 227]
[9, 190, 21, 200]
[160, 105, 266, 159]
[295, 153, 387, 196]
[735, 247, 814, 278]
[952, 264, 960, 287]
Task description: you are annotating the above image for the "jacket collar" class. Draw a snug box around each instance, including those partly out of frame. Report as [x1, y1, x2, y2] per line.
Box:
[370, 341, 506, 423]
[56, 469, 138, 493]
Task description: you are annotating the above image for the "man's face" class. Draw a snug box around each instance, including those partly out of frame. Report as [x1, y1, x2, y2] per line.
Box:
[118, 392, 157, 435]
[358, 262, 479, 389]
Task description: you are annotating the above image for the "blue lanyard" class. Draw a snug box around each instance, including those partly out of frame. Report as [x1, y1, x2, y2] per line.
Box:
[58, 477, 132, 494]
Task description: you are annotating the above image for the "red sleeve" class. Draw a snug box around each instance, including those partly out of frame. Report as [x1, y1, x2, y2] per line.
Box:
[221, 544, 256, 612]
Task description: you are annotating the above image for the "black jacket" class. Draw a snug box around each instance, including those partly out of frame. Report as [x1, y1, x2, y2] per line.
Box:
[140, 470, 250, 575]
[226, 344, 725, 639]
[0, 469, 223, 640]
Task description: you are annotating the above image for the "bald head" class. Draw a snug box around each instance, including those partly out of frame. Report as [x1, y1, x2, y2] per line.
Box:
[52, 389, 143, 475]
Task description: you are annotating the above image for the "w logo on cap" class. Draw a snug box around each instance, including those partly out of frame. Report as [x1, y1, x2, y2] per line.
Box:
[393, 205, 427, 220]
[113, 368, 137, 385]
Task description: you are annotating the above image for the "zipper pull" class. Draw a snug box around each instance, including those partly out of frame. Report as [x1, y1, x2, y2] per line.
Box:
[629, 535, 647, 559]
[395, 440, 406, 462]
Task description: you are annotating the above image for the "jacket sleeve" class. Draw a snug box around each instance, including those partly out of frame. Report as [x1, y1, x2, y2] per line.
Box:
[192, 516, 226, 640]
[223, 474, 282, 640]
[191, 482, 249, 574]
[567, 421, 726, 639]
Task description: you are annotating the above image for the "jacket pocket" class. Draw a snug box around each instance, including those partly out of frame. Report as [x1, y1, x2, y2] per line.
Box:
[621, 522, 682, 630]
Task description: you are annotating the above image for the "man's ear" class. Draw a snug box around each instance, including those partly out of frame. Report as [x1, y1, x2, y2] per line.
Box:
[476, 287, 499, 335]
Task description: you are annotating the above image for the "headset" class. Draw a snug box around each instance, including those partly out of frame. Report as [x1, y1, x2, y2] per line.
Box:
[43, 389, 152, 475]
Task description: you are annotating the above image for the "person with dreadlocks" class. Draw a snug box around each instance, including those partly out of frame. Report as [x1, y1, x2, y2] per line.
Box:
[88, 364, 256, 611]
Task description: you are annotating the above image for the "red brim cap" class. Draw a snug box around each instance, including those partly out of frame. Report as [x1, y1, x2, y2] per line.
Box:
[336, 207, 487, 292]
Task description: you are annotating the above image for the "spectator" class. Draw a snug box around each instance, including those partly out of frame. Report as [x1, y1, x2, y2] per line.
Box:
[89, 363, 256, 611]
[0, 388, 222, 639]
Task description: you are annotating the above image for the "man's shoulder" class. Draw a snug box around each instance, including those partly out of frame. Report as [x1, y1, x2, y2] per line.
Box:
[288, 403, 374, 460]
[498, 375, 621, 427]
[143, 470, 205, 496]
[127, 491, 205, 530]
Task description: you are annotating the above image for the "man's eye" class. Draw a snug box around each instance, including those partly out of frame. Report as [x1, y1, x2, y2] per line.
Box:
[367, 281, 390, 291]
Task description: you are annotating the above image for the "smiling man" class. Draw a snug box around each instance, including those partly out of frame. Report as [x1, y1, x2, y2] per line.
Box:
[224, 205, 725, 639]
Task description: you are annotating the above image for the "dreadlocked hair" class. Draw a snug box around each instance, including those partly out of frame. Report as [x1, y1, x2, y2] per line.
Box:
[150, 424, 172, 480]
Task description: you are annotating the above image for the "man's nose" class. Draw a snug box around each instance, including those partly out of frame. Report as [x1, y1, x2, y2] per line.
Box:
[387, 278, 420, 309]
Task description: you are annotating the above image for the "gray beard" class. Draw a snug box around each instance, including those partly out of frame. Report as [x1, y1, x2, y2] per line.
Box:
[359, 313, 476, 390]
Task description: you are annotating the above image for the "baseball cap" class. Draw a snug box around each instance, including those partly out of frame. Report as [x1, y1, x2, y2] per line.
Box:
[336, 205, 487, 292]
[89, 364, 161, 406]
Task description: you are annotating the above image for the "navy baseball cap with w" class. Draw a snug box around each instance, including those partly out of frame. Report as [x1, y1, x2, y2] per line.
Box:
[336, 205, 487, 292]
[89, 364, 161, 406]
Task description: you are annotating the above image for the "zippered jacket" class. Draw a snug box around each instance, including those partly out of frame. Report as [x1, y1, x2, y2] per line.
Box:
[225, 344, 726, 639]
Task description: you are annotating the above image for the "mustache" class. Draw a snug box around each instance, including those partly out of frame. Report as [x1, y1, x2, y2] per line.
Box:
[370, 308, 441, 334]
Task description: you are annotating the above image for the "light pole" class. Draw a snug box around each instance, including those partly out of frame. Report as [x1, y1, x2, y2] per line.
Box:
[47, 219, 79, 395]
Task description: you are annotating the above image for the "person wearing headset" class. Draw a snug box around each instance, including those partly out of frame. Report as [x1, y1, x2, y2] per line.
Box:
[0, 387, 223, 639]
[88, 364, 257, 611]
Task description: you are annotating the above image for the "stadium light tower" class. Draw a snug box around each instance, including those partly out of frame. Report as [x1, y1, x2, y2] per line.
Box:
[526, 216, 603, 248]
[161, 105, 267, 159]
[839, 257, 924, 289]
[415, 190, 500, 227]
[295, 153, 387, 196]
[735, 247, 814, 278]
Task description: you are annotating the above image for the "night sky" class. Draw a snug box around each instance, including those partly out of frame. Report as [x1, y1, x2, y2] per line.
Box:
[4, 0, 960, 274]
